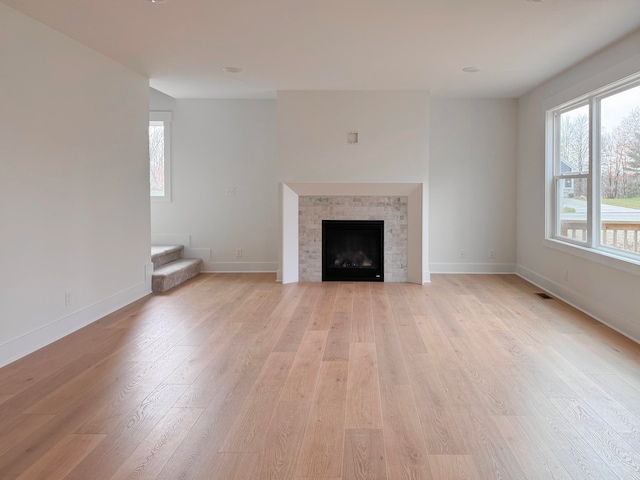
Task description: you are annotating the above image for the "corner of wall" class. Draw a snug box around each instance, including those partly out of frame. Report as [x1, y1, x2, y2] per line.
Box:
[0, 265, 152, 368]
[516, 264, 640, 345]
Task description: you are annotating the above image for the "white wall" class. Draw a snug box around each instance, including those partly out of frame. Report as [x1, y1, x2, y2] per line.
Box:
[517, 29, 640, 342]
[277, 91, 430, 283]
[0, 4, 151, 366]
[149, 95, 279, 272]
[429, 98, 517, 273]
[278, 91, 429, 183]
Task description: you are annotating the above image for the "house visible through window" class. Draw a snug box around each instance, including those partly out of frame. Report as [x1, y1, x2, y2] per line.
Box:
[149, 111, 172, 200]
[547, 75, 640, 262]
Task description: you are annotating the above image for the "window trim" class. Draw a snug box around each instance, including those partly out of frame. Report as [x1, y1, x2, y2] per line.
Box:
[149, 111, 172, 202]
[545, 72, 640, 272]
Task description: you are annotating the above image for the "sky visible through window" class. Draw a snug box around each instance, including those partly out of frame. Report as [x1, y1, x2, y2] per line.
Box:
[601, 84, 640, 131]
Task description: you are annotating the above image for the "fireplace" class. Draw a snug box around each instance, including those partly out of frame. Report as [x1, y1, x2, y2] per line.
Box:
[322, 220, 384, 282]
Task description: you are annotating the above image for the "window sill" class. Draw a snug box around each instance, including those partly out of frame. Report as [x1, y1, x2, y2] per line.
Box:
[543, 238, 640, 277]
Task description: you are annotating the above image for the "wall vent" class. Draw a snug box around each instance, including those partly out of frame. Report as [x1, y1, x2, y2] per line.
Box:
[534, 292, 553, 299]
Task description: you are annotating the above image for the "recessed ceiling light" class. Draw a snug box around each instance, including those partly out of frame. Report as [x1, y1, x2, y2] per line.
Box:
[147, 0, 169, 3]
[222, 66, 243, 74]
[462, 66, 480, 73]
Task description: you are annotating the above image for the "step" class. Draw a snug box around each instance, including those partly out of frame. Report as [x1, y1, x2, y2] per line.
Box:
[151, 245, 183, 269]
[152, 258, 202, 293]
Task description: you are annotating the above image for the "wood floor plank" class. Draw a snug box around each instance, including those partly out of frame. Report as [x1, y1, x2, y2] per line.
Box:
[64, 384, 188, 480]
[551, 397, 640, 479]
[427, 455, 481, 480]
[0, 358, 171, 476]
[108, 407, 203, 480]
[192, 452, 258, 480]
[296, 361, 349, 478]
[380, 384, 432, 480]
[309, 282, 337, 330]
[323, 312, 352, 361]
[371, 289, 410, 386]
[154, 375, 257, 479]
[0, 274, 638, 480]
[0, 414, 54, 457]
[388, 284, 427, 355]
[23, 353, 139, 416]
[220, 352, 295, 453]
[343, 429, 387, 480]
[14, 434, 106, 480]
[492, 415, 573, 480]
[271, 283, 309, 319]
[352, 283, 374, 343]
[163, 319, 245, 385]
[274, 285, 322, 352]
[346, 343, 383, 430]
[334, 282, 355, 313]
[280, 330, 328, 403]
[515, 380, 624, 480]
[12, 351, 132, 417]
[73, 348, 194, 434]
[403, 352, 468, 455]
[530, 344, 640, 449]
[590, 374, 640, 419]
[448, 409, 527, 480]
[447, 336, 522, 416]
[249, 400, 313, 479]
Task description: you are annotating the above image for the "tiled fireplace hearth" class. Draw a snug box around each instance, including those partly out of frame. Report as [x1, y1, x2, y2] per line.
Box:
[280, 183, 428, 284]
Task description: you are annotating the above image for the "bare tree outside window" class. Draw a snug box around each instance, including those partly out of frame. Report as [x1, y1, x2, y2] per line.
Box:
[550, 79, 640, 258]
[149, 123, 165, 196]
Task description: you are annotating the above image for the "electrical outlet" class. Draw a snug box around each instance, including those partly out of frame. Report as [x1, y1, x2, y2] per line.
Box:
[65, 292, 71, 307]
[564, 269, 569, 282]
[459, 250, 465, 258]
[236, 248, 242, 258]
[490, 249, 495, 259]
[226, 187, 236, 197]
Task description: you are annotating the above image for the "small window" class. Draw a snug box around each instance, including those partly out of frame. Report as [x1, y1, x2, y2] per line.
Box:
[149, 111, 172, 201]
[547, 75, 640, 261]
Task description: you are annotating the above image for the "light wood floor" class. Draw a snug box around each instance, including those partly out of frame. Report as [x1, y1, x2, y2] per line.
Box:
[1, 274, 639, 479]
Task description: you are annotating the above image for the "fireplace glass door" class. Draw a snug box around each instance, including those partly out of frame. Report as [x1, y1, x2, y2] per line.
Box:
[322, 220, 384, 282]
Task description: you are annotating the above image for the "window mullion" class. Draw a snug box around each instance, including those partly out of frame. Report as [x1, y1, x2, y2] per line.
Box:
[587, 99, 595, 248]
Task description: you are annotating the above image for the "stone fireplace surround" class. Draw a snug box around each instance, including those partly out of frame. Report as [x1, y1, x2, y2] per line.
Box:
[280, 182, 427, 284]
[300, 197, 407, 282]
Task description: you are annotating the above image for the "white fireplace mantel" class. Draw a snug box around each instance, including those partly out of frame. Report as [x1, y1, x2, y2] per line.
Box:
[279, 182, 429, 285]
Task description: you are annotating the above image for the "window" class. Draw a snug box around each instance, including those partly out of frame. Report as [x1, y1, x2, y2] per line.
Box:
[547, 75, 640, 262]
[149, 111, 172, 201]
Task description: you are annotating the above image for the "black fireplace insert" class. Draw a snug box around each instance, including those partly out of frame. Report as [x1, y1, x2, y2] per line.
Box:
[322, 220, 384, 282]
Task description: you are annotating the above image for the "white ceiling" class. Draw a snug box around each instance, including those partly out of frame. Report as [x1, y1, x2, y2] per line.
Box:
[3, 0, 640, 99]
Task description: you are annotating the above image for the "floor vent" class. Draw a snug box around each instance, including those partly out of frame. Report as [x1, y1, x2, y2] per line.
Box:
[535, 292, 553, 299]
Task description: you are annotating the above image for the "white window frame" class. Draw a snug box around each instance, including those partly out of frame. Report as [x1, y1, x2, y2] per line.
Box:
[149, 111, 172, 202]
[545, 73, 640, 272]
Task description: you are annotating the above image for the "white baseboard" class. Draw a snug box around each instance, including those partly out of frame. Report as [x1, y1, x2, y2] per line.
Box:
[203, 262, 279, 273]
[430, 262, 516, 274]
[0, 268, 152, 368]
[517, 264, 640, 345]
